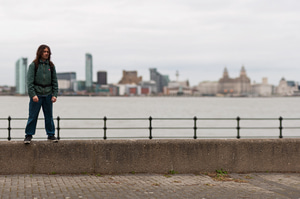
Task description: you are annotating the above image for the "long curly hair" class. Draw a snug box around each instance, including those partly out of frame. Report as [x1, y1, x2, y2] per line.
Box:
[33, 44, 54, 67]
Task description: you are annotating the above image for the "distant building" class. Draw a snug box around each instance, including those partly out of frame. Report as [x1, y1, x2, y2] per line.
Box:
[218, 66, 251, 96]
[76, 80, 86, 91]
[15, 57, 27, 95]
[118, 70, 142, 84]
[95, 84, 110, 95]
[108, 84, 119, 96]
[139, 80, 157, 95]
[149, 68, 169, 94]
[0, 86, 12, 94]
[85, 53, 93, 89]
[276, 78, 298, 96]
[165, 80, 192, 96]
[251, 78, 273, 97]
[97, 71, 107, 85]
[57, 72, 77, 92]
[95, 84, 119, 96]
[197, 81, 218, 96]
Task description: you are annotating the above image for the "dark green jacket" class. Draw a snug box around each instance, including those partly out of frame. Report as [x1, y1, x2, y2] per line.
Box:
[27, 60, 58, 98]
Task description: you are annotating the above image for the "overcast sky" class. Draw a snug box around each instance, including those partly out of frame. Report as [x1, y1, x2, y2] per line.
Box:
[1, 0, 300, 86]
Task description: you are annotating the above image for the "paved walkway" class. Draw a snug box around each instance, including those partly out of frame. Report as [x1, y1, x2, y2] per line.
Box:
[0, 173, 299, 199]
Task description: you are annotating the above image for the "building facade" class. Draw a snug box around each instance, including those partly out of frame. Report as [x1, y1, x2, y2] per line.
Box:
[97, 71, 107, 85]
[251, 78, 273, 97]
[15, 57, 27, 95]
[139, 80, 157, 94]
[85, 53, 93, 89]
[149, 68, 169, 94]
[218, 66, 251, 96]
[76, 80, 86, 91]
[118, 70, 142, 84]
[276, 78, 299, 96]
[57, 72, 77, 92]
[164, 80, 192, 96]
[197, 81, 218, 96]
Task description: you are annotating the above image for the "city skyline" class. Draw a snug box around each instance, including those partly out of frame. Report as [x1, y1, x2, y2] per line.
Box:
[8, 56, 300, 88]
[1, 1, 300, 86]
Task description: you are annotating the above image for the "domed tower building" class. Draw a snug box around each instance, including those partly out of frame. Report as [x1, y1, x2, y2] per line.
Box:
[218, 67, 235, 95]
[218, 66, 251, 96]
[235, 66, 251, 96]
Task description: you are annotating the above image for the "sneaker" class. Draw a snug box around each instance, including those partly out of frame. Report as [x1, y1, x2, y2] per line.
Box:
[24, 135, 32, 144]
[47, 135, 58, 143]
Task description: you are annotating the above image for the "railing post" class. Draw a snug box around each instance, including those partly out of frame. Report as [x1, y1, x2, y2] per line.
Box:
[103, 116, 107, 140]
[56, 116, 60, 140]
[149, 116, 152, 139]
[279, 116, 283, 138]
[7, 116, 11, 141]
[193, 116, 197, 139]
[236, 116, 240, 139]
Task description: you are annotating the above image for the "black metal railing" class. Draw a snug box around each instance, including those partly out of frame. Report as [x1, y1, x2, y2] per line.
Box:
[1, 116, 300, 140]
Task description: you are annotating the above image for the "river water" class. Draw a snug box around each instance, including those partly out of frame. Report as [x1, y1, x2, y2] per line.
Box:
[1, 96, 299, 139]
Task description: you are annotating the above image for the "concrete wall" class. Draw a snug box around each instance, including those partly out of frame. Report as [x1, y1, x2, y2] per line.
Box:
[0, 139, 299, 174]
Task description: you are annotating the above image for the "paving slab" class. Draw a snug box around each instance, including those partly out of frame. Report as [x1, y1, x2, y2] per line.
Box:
[0, 173, 299, 198]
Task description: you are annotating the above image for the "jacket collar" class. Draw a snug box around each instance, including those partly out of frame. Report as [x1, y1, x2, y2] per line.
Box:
[39, 59, 49, 64]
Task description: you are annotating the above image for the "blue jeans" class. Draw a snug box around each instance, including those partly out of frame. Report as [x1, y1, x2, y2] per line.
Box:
[25, 95, 55, 136]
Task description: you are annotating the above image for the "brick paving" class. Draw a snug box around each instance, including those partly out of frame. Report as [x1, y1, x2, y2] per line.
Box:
[0, 173, 299, 199]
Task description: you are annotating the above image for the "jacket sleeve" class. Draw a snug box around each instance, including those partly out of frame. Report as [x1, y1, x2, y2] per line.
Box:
[52, 66, 59, 97]
[27, 62, 36, 98]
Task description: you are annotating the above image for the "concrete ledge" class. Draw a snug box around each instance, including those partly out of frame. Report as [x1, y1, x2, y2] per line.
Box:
[0, 139, 299, 174]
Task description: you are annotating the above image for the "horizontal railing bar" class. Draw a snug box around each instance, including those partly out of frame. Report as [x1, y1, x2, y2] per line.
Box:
[106, 118, 149, 120]
[240, 127, 279, 129]
[58, 118, 102, 120]
[196, 127, 236, 129]
[3, 117, 300, 120]
[106, 127, 149, 130]
[241, 127, 300, 129]
[154, 136, 236, 138]
[8, 118, 29, 120]
[7, 128, 53, 131]
[240, 118, 280, 120]
[152, 118, 198, 120]
[167, 118, 236, 120]
[152, 127, 192, 129]
[59, 128, 104, 130]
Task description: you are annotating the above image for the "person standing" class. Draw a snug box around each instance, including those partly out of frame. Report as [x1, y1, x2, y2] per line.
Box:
[24, 44, 58, 144]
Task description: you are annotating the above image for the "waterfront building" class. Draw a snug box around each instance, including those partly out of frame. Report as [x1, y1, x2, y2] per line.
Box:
[197, 81, 218, 96]
[125, 84, 139, 95]
[95, 84, 120, 96]
[149, 68, 169, 94]
[95, 84, 110, 95]
[108, 84, 119, 96]
[15, 57, 27, 95]
[97, 71, 107, 85]
[85, 53, 93, 89]
[118, 70, 142, 84]
[116, 84, 134, 96]
[76, 80, 86, 91]
[165, 80, 192, 96]
[218, 66, 251, 96]
[139, 80, 157, 95]
[276, 78, 299, 96]
[251, 78, 273, 97]
[57, 72, 77, 92]
[115, 84, 147, 96]
[0, 86, 12, 95]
